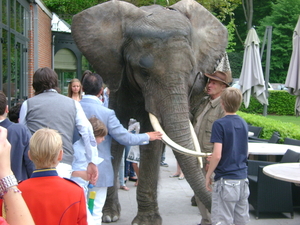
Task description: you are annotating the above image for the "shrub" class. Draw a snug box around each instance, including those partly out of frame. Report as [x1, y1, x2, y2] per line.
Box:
[237, 111, 300, 142]
[239, 90, 296, 115]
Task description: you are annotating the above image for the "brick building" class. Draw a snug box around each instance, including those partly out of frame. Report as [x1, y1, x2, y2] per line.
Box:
[0, 0, 86, 106]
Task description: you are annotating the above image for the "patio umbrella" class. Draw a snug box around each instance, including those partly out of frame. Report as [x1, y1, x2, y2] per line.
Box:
[239, 28, 268, 108]
[285, 16, 300, 116]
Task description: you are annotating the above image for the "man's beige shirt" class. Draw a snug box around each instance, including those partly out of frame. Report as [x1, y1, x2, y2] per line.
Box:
[193, 96, 225, 154]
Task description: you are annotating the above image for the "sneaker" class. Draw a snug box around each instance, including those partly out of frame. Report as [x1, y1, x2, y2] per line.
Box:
[160, 162, 169, 167]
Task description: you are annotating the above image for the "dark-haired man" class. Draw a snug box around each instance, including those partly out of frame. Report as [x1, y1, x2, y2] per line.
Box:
[192, 71, 230, 225]
[19, 67, 100, 184]
[80, 71, 162, 224]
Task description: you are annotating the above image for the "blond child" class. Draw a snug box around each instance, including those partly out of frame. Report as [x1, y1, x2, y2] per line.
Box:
[18, 128, 88, 225]
[205, 87, 249, 225]
[71, 117, 107, 196]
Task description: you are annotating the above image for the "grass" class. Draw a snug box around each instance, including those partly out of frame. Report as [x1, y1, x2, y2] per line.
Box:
[266, 115, 300, 127]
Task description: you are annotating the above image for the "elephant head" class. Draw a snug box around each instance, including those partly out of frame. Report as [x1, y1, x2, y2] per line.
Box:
[72, 0, 227, 223]
[72, 0, 227, 149]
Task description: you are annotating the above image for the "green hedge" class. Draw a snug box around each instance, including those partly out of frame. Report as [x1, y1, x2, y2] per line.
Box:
[237, 111, 300, 142]
[239, 90, 296, 115]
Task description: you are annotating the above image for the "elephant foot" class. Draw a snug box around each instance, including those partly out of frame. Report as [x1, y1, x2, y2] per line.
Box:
[102, 214, 119, 223]
[132, 212, 162, 225]
[102, 201, 121, 223]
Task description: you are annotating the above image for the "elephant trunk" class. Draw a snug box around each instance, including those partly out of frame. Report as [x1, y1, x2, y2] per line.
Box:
[149, 90, 212, 211]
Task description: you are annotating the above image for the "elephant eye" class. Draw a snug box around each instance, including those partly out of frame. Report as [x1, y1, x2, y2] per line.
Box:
[139, 55, 154, 69]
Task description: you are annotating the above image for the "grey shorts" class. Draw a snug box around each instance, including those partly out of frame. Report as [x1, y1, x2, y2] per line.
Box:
[212, 178, 250, 225]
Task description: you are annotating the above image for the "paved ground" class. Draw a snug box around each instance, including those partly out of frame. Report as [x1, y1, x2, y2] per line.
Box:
[115, 146, 300, 225]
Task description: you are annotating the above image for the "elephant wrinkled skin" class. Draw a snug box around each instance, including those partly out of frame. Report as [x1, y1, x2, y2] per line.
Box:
[72, 0, 228, 224]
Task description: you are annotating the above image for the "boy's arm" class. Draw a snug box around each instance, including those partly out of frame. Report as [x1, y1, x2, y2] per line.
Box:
[72, 171, 89, 181]
[205, 142, 222, 192]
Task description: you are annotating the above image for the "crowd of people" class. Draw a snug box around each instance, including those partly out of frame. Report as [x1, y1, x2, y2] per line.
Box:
[0, 67, 250, 225]
[0, 67, 162, 225]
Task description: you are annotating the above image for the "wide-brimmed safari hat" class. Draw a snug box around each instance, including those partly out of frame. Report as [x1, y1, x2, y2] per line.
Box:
[204, 71, 230, 87]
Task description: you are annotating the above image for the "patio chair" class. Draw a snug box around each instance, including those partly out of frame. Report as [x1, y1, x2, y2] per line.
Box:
[280, 149, 300, 208]
[248, 131, 280, 144]
[268, 131, 281, 143]
[248, 125, 263, 138]
[280, 149, 300, 163]
[284, 137, 300, 146]
[247, 159, 294, 219]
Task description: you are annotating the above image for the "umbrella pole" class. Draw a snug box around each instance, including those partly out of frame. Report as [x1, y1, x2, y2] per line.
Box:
[263, 26, 272, 116]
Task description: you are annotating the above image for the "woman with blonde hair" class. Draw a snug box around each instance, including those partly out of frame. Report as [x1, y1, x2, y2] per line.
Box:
[68, 78, 82, 101]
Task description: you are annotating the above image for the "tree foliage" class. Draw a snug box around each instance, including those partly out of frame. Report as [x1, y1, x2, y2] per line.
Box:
[43, 0, 300, 85]
[232, 0, 275, 51]
[257, 0, 300, 83]
[44, 0, 241, 52]
[44, 0, 241, 24]
[44, 0, 100, 23]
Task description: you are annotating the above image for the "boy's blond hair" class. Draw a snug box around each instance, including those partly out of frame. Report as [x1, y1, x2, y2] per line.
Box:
[29, 128, 63, 168]
[221, 87, 243, 113]
[89, 117, 107, 137]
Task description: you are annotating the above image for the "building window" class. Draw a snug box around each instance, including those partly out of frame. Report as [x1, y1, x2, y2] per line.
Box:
[0, 0, 29, 106]
[54, 48, 77, 96]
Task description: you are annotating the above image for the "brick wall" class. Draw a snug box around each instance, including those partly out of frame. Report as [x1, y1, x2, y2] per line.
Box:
[38, 6, 52, 68]
[27, 4, 52, 98]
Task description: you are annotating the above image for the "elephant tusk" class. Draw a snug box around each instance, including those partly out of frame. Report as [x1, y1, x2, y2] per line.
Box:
[149, 113, 211, 158]
[189, 121, 204, 168]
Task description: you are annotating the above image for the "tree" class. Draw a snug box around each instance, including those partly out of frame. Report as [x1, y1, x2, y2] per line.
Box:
[257, 0, 300, 83]
[43, 0, 100, 23]
[44, 0, 242, 24]
[242, 0, 253, 30]
[44, 0, 242, 53]
[231, 0, 275, 52]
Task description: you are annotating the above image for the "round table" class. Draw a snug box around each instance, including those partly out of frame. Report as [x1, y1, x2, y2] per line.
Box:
[263, 163, 300, 184]
[248, 142, 300, 155]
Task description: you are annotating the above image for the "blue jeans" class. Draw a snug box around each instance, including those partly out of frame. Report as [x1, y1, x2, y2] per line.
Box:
[124, 145, 135, 177]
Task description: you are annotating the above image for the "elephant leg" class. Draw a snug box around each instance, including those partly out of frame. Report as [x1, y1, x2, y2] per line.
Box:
[132, 141, 163, 225]
[102, 140, 124, 223]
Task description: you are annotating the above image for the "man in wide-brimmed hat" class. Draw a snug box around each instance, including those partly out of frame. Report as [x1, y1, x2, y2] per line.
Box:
[192, 70, 231, 225]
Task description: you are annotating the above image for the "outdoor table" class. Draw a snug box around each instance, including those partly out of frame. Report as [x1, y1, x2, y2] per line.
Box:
[263, 163, 300, 184]
[248, 142, 300, 161]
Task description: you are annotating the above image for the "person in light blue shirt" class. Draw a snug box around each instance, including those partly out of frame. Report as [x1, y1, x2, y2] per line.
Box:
[71, 117, 107, 197]
[71, 117, 107, 225]
[80, 71, 163, 224]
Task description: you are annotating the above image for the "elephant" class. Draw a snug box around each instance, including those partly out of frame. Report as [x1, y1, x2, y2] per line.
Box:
[71, 0, 228, 224]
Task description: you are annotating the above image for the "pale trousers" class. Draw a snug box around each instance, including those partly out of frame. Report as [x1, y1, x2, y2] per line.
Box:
[118, 150, 125, 186]
[212, 178, 250, 225]
[88, 186, 108, 225]
[195, 196, 212, 225]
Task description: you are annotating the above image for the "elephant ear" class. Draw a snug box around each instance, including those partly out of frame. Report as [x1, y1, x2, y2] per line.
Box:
[71, 1, 146, 91]
[171, 0, 228, 74]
